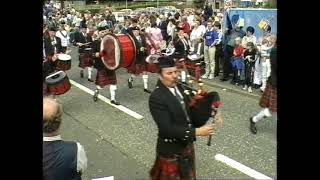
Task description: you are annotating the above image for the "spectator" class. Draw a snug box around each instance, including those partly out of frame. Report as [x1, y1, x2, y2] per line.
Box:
[243, 42, 257, 93]
[231, 37, 245, 85]
[202, 20, 219, 79]
[220, 23, 245, 81]
[43, 97, 87, 180]
[242, 26, 257, 49]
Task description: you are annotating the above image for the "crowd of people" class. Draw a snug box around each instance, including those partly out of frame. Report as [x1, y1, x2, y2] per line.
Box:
[43, 2, 277, 179]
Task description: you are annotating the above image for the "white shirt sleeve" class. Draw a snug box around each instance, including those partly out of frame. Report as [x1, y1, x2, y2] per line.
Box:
[76, 142, 88, 172]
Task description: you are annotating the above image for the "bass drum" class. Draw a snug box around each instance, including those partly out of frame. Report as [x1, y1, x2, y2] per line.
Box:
[100, 33, 136, 70]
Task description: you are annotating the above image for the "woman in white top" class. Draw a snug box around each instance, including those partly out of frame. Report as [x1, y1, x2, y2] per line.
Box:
[55, 24, 70, 53]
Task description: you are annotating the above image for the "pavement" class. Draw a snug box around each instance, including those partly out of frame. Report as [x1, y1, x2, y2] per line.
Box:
[52, 46, 276, 180]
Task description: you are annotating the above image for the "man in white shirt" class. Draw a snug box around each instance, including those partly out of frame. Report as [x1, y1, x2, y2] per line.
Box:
[43, 97, 87, 180]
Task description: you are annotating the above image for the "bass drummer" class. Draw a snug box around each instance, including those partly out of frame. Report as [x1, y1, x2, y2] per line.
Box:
[74, 24, 94, 82]
[126, 26, 152, 93]
[91, 26, 121, 105]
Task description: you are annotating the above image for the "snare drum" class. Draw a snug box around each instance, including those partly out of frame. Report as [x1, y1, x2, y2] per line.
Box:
[187, 54, 204, 64]
[57, 54, 72, 71]
[84, 48, 92, 52]
[79, 50, 93, 68]
[46, 71, 71, 95]
[145, 54, 160, 73]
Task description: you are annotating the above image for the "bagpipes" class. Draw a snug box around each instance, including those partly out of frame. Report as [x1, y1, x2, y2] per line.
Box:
[177, 79, 223, 146]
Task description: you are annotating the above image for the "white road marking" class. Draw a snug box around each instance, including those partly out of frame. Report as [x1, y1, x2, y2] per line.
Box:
[215, 154, 273, 180]
[92, 176, 114, 180]
[70, 80, 144, 120]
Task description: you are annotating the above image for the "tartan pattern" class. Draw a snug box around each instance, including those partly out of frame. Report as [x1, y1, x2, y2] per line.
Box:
[127, 64, 147, 76]
[95, 68, 117, 88]
[147, 63, 160, 73]
[79, 52, 93, 69]
[259, 82, 277, 113]
[150, 143, 196, 180]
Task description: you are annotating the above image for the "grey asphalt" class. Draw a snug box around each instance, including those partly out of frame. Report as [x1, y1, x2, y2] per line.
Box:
[54, 46, 276, 180]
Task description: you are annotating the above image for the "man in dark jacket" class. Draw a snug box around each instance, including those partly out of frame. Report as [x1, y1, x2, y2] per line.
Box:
[74, 25, 94, 81]
[148, 56, 221, 179]
[126, 27, 152, 93]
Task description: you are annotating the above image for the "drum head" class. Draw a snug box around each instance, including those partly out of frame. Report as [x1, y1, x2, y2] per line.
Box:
[162, 48, 175, 56]
[58, 54, 71, 61]
[46, 71, 67, 85]
[101, 34, 120, 70]
[146, 54, 160, 64]
[188, 54, 204, 61]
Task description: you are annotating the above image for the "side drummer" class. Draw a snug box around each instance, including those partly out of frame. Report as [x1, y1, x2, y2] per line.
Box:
[126, 26, 152, 93]
[91, 26, 120, 105]
[74, 24, 94, 82]
[172, 27, 191, 83]
[43, 26, 62, 97]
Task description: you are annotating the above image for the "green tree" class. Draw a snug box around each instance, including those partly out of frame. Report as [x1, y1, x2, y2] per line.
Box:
[194, 0, 206, 9]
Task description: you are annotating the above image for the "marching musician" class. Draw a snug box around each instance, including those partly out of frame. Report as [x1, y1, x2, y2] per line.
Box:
[91, 27, 120, 105]
[173, 27, 190, 59]
[127, 26, 152, 93]
[149, 56, 221, 179]
[172, 27, 191, 83]
[44, 26, 63, 61]
[74, 25, 94, 82]
[250, 40, 277, 134]
[43, 26, 62, 97]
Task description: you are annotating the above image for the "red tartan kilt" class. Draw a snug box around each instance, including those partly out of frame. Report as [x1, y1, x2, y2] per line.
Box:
[79, 53, 93, 69]
[95, 69, 117, 88]
[127, 64, 147, 75]
[259, 82, 277, 113]
[150, 143, 196, 180]
[147, 63, 159, 73]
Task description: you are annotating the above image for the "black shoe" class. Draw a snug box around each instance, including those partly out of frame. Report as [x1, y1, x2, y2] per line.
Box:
[128, 78, 133, 89]
[253, 84, 259, 89]
[93, 90, 99, 102]
[220, 77, 228, 82]
[144, 89, 151, 93]
[249, 117, 257, 134]
[111, 100, 120, 105]
[88, 78, 94, 82]
[80, 71, 84, 78]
